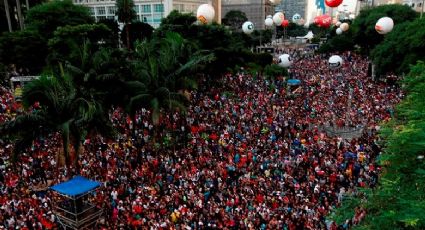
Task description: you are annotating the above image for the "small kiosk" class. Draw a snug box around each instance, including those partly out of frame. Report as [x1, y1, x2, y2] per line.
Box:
[50, 176, 103, 229]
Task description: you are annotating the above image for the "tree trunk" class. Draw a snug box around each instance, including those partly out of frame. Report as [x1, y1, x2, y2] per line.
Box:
[72, 134, 82, 174]
[126, 23, 131, 49]
[25, 0, 28, 10]
[4, 0, 12, 32]
[62, 123, 71, 168]
[15, 0, 24, 30]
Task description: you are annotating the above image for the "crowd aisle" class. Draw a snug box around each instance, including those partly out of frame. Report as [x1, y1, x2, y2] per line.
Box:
[0, 51, 402, 229]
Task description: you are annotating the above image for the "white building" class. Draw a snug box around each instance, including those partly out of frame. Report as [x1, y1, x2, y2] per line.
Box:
[403, 0, 425, 13]
[73, 0, 210, 27]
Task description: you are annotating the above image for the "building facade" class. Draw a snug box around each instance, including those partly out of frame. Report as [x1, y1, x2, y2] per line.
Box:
[374, 0, 404, 5]
[73, 0, 210, 28]
[274, 0, 307, 22]
[403, 0, 425, 13]
[222, 0, 273, 30]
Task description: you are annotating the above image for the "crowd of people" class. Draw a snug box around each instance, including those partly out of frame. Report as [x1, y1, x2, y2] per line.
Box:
[0, 50, 402, 229]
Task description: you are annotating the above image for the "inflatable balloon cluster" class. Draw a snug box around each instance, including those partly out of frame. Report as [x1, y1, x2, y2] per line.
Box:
[196, 4, 215, 24]
[328, 55, 343, 69]
[375, 17, 394, 34]
[278, 54, 292, 68]
[335, 22, 349, 35]
[325, 0, 343, 8]
[292, 14, 301, 24]
[265, 15, 274, 27]
[314, 15, 332, 28]
[273, 12, 285, 26]
[242, 21, 254, 34]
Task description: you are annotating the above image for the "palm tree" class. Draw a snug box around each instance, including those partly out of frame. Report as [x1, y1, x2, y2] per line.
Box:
[0, 75, 89, 167]
[115, 0, 136, 49]
[129, 32, 213, 125]
[1, 44, 122, 170]
[125, 32, 213, 147]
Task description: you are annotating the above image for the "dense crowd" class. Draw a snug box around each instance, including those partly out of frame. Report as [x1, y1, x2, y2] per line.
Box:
[0, 50, 402, 229]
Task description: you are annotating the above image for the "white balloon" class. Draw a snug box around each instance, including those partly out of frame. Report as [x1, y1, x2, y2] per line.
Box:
[292, 13, 301, 23]
[278, 54, 292, 68]
[375, 17, 394, 34]
[266, 15, 273, 19]
[336, 28, 343, 35]
[242, 21, 255, 34]
[273, 12, 285, 26]
[339, 22, 349, 32]
[270, 0, 282, 5]
[329, 55, 343, 69]
[335, 21, 341, 27]
[196, 4, 215, 24]
[265, 18, 274, 27]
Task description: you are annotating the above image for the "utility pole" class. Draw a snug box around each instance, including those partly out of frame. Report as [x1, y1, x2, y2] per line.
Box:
[4, 0, 12, 32]
[421, 0, 424, 19]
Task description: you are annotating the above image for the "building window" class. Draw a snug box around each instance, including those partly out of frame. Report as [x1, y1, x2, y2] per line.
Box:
[154, 4, 164, 13]
[141, 15, 152, 23]
[142, 5, 151, 13]
[108, 6, 116, 15]
[153, 15, 162, 23]
[97, 7, 106, 15]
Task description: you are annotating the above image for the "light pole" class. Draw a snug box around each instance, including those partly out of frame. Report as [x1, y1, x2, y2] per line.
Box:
[16, 0, 24, 30]
[4, 0, 12, 32]
[421, 0, 424, 19]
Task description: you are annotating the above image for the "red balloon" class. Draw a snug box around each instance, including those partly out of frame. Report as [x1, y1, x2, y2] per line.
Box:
[319, 15, 332, 28]
[314, 16, 322, 25]
[325, 0, 343, 8]
[281, 19, 289, 27]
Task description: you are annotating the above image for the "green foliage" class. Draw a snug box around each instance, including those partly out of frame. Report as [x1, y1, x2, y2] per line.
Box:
[286, 22, 308, 37]
[0, 30, 47, 74]
[319, 27, 355, 53]
[120, 21, 153, 49]
[250, 29, 273, 47]
[48, 24, 111, 63]
[160, 10, 196, 28]
[264, 64, 288, 79]
[116, 0, 136, 49]
[371, 18, 425, 76]
[351, 4, 417, 54]
[97, 19, 120, 48]
[25, 0, 93, 39]
[308, 23, 329, 38]
[222, 10, 248, 31]
[331, 62, 425, 229]
[129, 32, 214, 123]
[115, 0, 136, 24]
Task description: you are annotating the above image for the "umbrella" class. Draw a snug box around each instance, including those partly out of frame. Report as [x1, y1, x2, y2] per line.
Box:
[287, 79, 301, 86]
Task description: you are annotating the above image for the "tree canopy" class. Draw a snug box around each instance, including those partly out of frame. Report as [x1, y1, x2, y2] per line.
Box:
[25, 0, 93, 39]
[222, 10, 248, 31]
[0, 30, 47, 74]
[332, 62, 425, 229]
[351, 4, 417, 54]
[371, 18, 425, 76]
